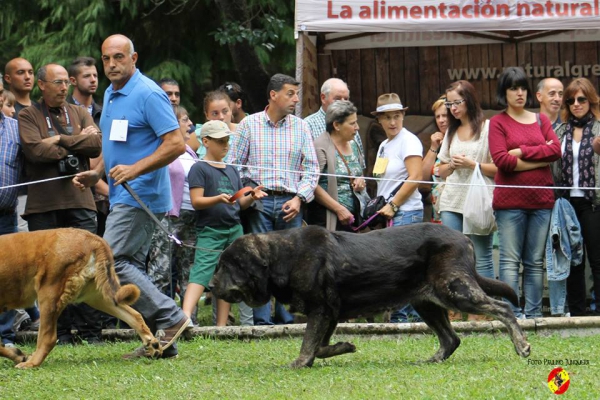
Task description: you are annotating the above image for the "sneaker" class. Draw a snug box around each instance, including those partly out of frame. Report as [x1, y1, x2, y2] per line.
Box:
[13, 310, 30, 331]
[122, 343, 178, 360]
[4, 343, 16, 348]
[155, 316, 191, 350]
[20, 318, 40, 332]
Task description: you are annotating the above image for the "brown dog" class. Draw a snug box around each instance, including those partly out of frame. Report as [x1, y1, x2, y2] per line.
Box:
[0, 228, 162, 368]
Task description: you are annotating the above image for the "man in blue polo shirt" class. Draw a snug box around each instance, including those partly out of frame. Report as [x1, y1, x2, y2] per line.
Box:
[74, 34, 189, 359]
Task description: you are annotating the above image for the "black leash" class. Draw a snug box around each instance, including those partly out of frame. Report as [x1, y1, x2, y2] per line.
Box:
[122, 182, 222, 253]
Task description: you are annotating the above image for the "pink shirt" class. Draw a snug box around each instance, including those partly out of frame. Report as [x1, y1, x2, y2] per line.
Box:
[488, 112, 561, 210]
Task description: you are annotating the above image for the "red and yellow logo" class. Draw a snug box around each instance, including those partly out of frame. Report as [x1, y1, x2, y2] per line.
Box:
[548, 367, 570, 395]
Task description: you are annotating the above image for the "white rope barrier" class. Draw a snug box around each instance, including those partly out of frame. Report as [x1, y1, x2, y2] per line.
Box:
[0, 160, 598, 192]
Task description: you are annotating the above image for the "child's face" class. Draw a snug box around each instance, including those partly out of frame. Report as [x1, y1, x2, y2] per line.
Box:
[2, 102, 15, 118]
[203, 136, 230, 159]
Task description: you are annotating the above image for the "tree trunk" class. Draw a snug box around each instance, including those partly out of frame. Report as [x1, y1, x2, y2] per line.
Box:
[213, 0, 271, 113]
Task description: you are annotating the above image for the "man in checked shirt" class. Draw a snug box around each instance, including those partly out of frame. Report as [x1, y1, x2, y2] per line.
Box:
[227, 73, 319, 325]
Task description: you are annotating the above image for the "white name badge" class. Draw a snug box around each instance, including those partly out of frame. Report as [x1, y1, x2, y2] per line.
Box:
[110, 120, 128, 142]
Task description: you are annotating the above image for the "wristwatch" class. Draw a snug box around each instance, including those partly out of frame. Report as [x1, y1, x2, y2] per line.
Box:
[388, 200, 399, 213]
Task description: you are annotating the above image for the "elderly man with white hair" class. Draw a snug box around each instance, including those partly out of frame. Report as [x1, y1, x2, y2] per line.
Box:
[305, 78, 364, 165]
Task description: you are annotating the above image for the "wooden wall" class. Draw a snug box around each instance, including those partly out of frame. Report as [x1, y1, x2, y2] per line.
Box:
[314, 41, 600, 117]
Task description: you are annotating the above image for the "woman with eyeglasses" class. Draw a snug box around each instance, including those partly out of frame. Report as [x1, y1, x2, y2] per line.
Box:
[553, 78, 600, 317]
[489, 67, 561, 319]
[437, 81, 497, 321]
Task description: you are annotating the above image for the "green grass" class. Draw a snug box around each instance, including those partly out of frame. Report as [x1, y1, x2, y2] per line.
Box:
[0, 333, 597, 399]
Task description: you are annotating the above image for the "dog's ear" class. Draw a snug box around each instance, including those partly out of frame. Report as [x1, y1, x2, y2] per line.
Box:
[264, 236, 292, 288]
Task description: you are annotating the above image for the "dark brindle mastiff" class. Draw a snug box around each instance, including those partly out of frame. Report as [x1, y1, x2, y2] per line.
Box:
[0, 228, 162, 368]
[212, 224, 531, 368]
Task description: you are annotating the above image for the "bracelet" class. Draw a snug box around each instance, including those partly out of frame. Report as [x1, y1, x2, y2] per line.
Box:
[429, 148, 439, 154]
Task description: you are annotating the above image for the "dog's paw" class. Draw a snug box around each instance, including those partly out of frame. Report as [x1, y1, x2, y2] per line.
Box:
[345, 342, 357, 353]
[7, 348, 28, 365]
[516, 342, 531, 358]
[15, 358, 36, 369]
[289, 357, 314, 369]
[146, 338, 163, 359]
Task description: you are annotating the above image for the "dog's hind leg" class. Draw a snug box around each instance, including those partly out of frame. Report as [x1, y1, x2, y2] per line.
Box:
[456, 296, 530, 358]
[445, 279, 531, 358]
[84, 295, 162, 359]
[315, 319, 356, 360]
[290, 309, 336, 369]
[412, 301, 461, 363]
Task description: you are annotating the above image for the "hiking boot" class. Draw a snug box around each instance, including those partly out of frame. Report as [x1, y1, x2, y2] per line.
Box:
[122, 343, 177, 360]
[155, 316, 191, 350]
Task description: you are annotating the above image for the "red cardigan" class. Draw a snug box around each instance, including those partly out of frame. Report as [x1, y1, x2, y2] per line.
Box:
[488, 112, 561, 210]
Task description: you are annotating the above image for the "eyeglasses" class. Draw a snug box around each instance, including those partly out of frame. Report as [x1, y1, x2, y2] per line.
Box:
[565, 96, 588, 106]
[179, 116, 190, 123]
[41, 79, 71, 87]
[444, 99, 466, 108]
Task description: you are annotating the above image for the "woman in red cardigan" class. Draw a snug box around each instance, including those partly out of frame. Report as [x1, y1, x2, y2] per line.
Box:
[488, 67, 561, 319]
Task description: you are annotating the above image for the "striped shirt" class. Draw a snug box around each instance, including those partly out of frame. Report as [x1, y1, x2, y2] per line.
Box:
[0, 115, 21, 209]
[304, 107, 366, 168]
[226, 108, 319, 202]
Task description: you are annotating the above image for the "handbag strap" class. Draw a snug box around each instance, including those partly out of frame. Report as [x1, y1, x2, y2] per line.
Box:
[332, 141, 355, 184]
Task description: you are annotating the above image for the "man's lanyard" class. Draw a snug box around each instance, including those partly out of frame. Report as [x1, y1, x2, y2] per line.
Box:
[37, 102, 74, 136]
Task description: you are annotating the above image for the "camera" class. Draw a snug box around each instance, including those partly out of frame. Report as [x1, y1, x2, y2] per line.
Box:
[58, 155, 80, 175]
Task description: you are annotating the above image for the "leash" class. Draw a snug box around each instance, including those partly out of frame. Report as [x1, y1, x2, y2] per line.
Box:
[349, 212, 393, 232]
[122, 182, 223, 254]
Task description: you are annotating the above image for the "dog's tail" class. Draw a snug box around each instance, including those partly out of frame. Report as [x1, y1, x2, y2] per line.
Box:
[94, 236, 140, 306]
[476, 275, 519, 307]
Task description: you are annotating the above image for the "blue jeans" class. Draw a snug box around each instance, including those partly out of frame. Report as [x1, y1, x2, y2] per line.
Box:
[390, 209, 423, 323]
[440, 211, 495, 280]
[103, 204, 186, 332]
[548, 280, 567, 315]
[0, 310, 16, 345]
[496, 209, 551, 319]
[247, 195, 300, 325]
[0, 212, 18, 344]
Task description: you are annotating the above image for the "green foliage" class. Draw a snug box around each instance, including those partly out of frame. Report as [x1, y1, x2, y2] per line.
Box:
[212, 15, 285, 51]
[0, 0, 295, 121]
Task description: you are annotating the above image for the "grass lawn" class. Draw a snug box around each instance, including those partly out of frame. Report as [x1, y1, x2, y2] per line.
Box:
[0, 332, 597, 399]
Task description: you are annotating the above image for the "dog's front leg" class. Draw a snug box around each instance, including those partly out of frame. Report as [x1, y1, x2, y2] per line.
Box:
[290, 309, 332, 369]
[0, 343, 28, 365]
[315, 319, 355, 359]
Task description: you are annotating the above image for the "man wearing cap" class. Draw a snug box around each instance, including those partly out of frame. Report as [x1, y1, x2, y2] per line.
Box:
[304, 78, 364, 167]
[183, 120, 266, 325]
[73, 34, 190, 358]
[227, 73, 319, 325]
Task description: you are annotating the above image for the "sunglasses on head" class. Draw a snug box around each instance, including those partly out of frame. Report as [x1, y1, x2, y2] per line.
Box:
[565, 96, 588, 106]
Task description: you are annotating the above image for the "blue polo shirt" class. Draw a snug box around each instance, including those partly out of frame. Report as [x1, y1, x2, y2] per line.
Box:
[100, 69, 179, 213]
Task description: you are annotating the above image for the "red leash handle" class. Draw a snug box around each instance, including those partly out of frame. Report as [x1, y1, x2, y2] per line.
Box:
[229, 187, 254, 202]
